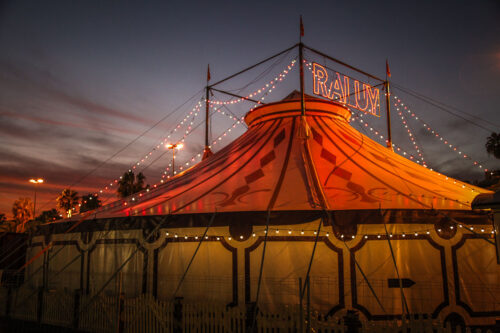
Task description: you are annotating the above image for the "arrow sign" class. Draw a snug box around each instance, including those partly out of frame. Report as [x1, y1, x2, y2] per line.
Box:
[387, 278, 415, 288]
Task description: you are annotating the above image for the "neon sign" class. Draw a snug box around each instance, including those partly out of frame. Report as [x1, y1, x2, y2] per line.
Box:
[312, 63, 380, 117]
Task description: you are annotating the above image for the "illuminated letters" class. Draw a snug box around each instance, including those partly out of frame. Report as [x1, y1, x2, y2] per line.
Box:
[312, 62, 380, 117]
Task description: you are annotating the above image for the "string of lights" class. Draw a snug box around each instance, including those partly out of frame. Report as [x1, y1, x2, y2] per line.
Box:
[350, 113, 423, 163]
[392, 96, 491, 174]
[97, 59, 297, 197]
[396, 107, 426, 166]
[350, 111, 485, 194]
[209, 59, 296, 106]
[163, 224, 495, 241]
[94, 100, 204, 196]
[303, 62, 485, 194]
[160, 120, 241, 181]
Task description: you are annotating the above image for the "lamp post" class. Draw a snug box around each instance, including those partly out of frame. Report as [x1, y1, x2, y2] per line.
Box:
[165, 143, 183, 177]
[29, 178, 44, 218]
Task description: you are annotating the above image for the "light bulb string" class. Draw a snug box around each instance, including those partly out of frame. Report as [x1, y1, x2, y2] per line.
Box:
[95, 100, 204, 196]
[392, 95, 491, 174]
[162, 224, 495, 241]
[397, 107, 426, 165]
[208, 59, 297, 106]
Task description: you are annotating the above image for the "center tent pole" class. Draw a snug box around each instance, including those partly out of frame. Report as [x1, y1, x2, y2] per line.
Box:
[385, 80, 393, 149]
[298, 16, 309, 140]
[385, 60, 393, 150]
[203, 65, 213, 160]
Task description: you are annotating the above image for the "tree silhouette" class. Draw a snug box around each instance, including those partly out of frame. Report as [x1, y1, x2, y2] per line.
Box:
[57, 189, 79, 218]
[117, 171, 149, 198]
[80, 194, 102, 212]
[0, 213, 14, 233]
[12, 198, 33, 232]
[35, 209, 61, 223]
[486, 132, 500, 159]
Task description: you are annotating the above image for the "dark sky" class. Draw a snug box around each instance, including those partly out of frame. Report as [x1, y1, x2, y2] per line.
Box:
[1, 0, 499, 218]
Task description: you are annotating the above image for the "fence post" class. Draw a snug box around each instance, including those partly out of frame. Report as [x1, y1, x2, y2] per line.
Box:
[36, 287, 44, 324]
[245, 301, 256, 332]
[174, 296, 183, 333]
[5, 287, 12, 317]
[299, 277, 304, 333]
[343, 310, 362, 333]
[117, 291, 125, 333]
[306, 278, 310, 332]
[72, 289, 81, 329]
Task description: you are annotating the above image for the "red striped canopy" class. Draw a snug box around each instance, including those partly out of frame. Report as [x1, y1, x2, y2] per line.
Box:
[94, 96, 489, 218]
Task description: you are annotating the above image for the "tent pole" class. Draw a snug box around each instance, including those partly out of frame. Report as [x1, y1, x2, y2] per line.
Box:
[299, 277, 304, 333]
[205, 86, 209, 148]
[299, 42, 305, 117]
[385, 80, 393, 149]
[203, 84, 213, 159]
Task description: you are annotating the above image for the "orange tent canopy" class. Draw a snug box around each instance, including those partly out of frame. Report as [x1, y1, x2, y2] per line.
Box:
[94, 95, 490, 218]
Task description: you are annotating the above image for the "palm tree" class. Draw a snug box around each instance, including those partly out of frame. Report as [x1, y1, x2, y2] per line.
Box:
[57, 189, 79, 218]
[486, 132, 500, 159]
[80, 194, 102, 213]
[35, 209, 61, 223]
[0, 213, 14, 233]
[11, 198, 34, 232]
[117, 171, 148, 198]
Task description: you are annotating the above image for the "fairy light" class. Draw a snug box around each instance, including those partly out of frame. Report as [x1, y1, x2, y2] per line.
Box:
[158, 223, 494, 245]
[160, 117, 241, 183]
[210, 60, 296, 106]
[96, 100, 204, 196]
[350, 111, 480, 194]
[393, 96, 490, 174]
[395, 104, 426, 165]
[96, 61, 295, 203]
[351, 112, 421, 162]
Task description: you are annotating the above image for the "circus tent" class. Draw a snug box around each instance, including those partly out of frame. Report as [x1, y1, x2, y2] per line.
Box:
[10, 40, 499, 330]
[82, 93, 488, 220]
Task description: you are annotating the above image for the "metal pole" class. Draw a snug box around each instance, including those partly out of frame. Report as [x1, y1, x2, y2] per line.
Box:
[172, 149, 175, 177]
[299, 277, 304, 333]
[303, 44, 385, 82]
[33, 184, 37, 218]
[306, 277, 310, 332]
[205, 86, 209, 149]
[385, 81, 393, 149]
[299, 43, 305, 117]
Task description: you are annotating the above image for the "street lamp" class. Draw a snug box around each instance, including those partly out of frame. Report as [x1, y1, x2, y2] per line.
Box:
[29, 178, 44, 218]
[165, 143, 183, 177]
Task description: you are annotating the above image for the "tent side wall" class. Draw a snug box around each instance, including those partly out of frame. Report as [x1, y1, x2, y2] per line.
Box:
[13, 214, 499, 326]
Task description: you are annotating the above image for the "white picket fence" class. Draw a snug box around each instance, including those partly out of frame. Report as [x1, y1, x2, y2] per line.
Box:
[0, 287, 496, 332]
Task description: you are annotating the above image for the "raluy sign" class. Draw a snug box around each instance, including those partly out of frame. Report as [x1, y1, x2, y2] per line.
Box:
[312, 63, 381, 117]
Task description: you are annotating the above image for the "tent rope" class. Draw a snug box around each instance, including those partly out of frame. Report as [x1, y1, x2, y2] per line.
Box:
[172, 211, 217, 299]
[383, 222, 410, 316]
[342, 240, 387, 314]
[79, 214, 171, 316]
[250, 210, 271, 331]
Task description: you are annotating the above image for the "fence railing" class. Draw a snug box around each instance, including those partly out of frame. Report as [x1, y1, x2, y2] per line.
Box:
[0, 286, 496, 333]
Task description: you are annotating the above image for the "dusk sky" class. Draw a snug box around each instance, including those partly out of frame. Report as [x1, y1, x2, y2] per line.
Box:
[1, 0, 499, 218]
